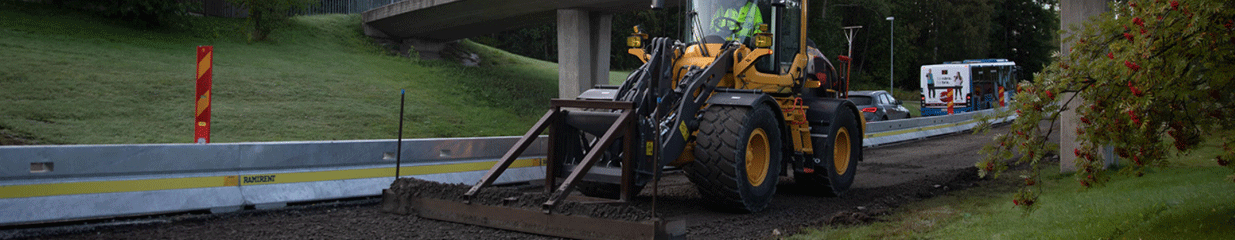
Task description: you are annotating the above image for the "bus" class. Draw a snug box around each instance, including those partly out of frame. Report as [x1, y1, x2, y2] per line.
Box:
[919, 59, 1019, 116]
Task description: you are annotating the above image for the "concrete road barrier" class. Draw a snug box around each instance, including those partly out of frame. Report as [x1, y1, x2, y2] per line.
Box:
[0, 108, 1011, 225]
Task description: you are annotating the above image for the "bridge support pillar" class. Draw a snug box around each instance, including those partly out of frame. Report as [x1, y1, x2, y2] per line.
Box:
[1059, 0, 1112, 173]
[557, 9, 612, 99]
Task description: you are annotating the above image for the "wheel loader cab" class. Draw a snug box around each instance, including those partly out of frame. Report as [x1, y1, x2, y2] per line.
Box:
[630, 0, 809, 94]
[688, 0, 767, 44]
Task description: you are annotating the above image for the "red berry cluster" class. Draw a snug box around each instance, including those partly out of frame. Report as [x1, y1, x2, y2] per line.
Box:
[1125, 61, 1141, 72]
[1127, 109, 1142, 125]
[1075, 148, 1097, 163]
[1127, 82, 1143, 97]
[1167, 122, 1200, 151]
[1012, 198, 1035, 207]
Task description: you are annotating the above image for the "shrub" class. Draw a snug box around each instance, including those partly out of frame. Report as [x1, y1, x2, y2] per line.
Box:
[226, 0, 316, 41]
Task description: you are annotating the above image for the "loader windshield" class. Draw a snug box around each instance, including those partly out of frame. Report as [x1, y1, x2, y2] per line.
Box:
[685, 0, 770, 46]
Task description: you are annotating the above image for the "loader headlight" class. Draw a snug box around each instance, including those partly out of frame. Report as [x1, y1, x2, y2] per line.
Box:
[754, 34, 773, 48]
[627, 35, 642, 48]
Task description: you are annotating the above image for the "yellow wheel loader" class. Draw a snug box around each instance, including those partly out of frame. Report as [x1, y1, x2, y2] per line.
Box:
[387, 0, 864, 238]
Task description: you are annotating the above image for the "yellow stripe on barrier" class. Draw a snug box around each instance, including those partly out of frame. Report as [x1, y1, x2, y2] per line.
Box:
[0, 176, 231, 199]
[864, 119, 980, 138]
[0, 158, 544, 199]
[239, 158, 543, 186]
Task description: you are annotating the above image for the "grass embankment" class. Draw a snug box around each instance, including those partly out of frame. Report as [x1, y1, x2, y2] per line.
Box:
[791, 138, 1235, 239]
[0, 2, 578, 144]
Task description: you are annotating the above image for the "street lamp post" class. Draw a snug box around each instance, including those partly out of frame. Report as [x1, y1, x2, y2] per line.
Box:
[886, 16, 894, 96]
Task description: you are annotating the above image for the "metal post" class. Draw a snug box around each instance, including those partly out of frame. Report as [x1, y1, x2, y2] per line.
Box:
[886, 17, 894, 95]
[842, 26, 860, 58]
[396, 89, 405, 178]
[842, 26, 862, 97]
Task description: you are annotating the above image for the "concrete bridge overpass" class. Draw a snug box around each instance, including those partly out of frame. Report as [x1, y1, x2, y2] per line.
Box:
[362, 0, 669, 98]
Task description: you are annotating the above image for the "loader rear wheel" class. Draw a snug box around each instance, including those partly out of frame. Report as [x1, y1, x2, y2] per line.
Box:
[686, 104, 782, 213]
[795, 107, 861, 196]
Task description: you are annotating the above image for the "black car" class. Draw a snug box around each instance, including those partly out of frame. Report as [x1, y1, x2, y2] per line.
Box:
[848, 90, 911, 121]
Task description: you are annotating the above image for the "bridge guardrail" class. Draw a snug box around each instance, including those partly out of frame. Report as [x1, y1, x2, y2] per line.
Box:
[0, 108, 1011, 226]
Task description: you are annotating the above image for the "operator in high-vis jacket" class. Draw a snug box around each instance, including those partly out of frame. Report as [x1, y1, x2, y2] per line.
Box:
[710, 0, 764, 40]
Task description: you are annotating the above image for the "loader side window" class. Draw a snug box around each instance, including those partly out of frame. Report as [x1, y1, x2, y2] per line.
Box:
[773, 0, 801, 74]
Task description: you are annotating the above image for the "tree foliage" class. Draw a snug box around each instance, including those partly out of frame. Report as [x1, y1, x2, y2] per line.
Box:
[974, 0, 1235, 212]
[989, 0, 1059, 75]
[226, 0, 317, 41]
[84, 0, 198, 27]
[472, 24, 558, 63]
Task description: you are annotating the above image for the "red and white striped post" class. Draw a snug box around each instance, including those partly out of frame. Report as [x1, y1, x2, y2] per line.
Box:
[195, 46, 213, 144]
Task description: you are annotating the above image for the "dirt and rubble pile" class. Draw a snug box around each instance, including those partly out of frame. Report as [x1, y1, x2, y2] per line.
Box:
[383, 178, 653, 222]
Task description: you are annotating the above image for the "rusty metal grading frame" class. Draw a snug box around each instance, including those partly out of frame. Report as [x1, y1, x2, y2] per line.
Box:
[404, 99, 682, 239]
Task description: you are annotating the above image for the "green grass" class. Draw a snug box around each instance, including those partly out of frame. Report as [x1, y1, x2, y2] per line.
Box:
[0, 2, 596, 144]
[790, 142, 1235, 239]
[902, 100, 921, 117]
[609, 70, 632, 85]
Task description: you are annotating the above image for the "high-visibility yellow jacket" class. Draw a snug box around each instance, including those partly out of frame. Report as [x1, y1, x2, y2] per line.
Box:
[712, 2, 763, 39]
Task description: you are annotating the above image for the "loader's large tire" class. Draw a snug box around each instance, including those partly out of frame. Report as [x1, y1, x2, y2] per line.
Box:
[685, 104, 782, 213]
[795, 107, 861, 196]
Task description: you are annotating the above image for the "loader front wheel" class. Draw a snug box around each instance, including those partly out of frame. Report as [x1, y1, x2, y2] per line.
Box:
[686, 104, 782, 213]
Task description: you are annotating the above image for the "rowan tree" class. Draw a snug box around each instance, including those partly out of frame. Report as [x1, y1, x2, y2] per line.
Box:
[973, 0, 1235, 212]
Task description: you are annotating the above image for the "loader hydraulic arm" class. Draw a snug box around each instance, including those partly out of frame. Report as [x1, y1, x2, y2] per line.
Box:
[653, 45, 735, 166]
[616, 37, 738, 167]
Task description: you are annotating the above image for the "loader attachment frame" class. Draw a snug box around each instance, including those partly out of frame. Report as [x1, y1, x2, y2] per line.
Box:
[465, 99, 640, 205]
[407, 99, 687, 240]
